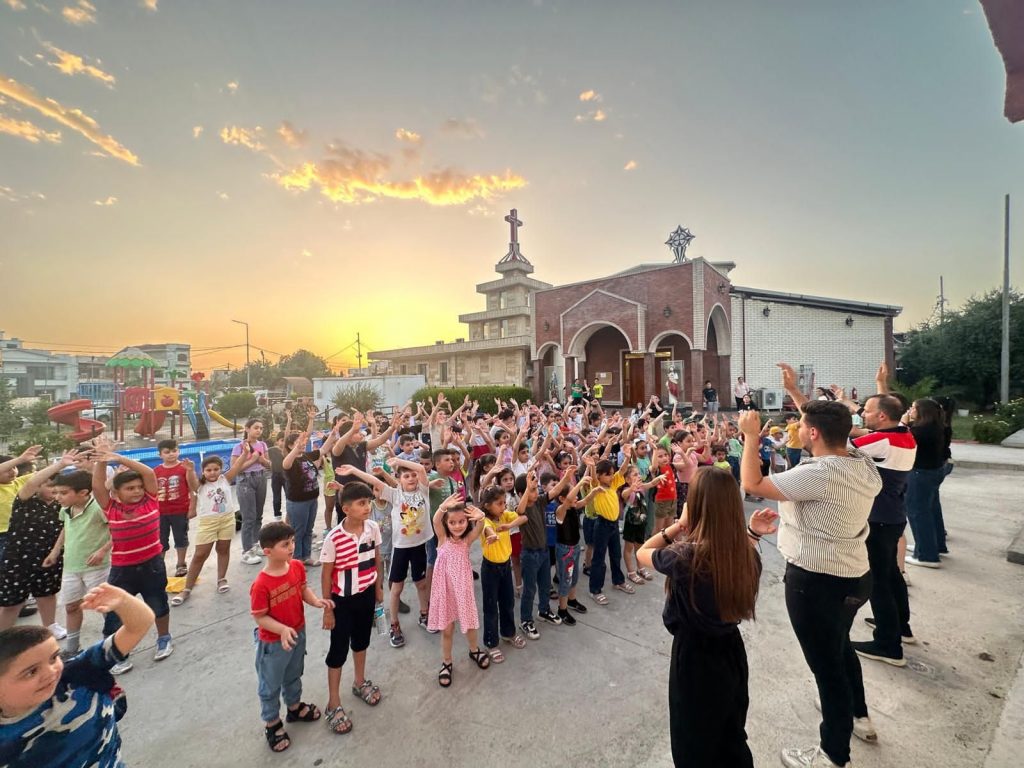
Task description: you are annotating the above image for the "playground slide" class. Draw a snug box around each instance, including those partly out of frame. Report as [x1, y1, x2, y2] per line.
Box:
[181, 396, 210, 440]
[48, 399, 105, 443]
[207, 409, 237, 428]
[134, 410, 167, 437]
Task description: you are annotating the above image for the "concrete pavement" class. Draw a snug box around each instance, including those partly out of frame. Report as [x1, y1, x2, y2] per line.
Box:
[32, 465, 1024, 767]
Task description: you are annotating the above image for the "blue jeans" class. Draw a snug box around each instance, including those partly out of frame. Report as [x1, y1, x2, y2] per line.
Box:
[555, 543, 582, 597]
[906, 466, 945, 562]
[519, 548, 550, 623]
[237, 470, 267, 552]
[589, 517, 624, 594]
[254, 627, 306, 723]
[481, 558, 515, 647]
[726, 456, 740, 483]
[787, 448, 803, 468]
[286, 498, 318, 561]
[425, 533, 438, 567]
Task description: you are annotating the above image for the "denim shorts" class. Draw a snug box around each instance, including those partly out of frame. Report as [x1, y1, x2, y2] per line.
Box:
[107, 554, 169, 618]
[555, 543, 582, 597]
[582, 516, 596, 546]
[160, 514, 189, 551]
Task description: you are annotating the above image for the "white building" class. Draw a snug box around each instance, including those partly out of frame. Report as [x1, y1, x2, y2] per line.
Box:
[0, 332, 80, 400]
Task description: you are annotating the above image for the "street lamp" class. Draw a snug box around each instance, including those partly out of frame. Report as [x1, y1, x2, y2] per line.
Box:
[231, 319, 250, 388]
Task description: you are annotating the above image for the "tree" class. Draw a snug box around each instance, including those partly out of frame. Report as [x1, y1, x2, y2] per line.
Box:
[276, 349, 330, 380]
[332, 384, 382, 415]
[215, 392, 257, 436]
[0, 379, 22, 439]
[228, 361, 275, 389]
[898, 289, 1023, 408]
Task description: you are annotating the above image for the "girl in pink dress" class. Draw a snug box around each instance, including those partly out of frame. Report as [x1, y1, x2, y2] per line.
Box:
[428, 493, 490, 687]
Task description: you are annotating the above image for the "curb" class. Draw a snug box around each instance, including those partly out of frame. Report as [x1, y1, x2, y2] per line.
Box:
[955, 460, 1024, 473]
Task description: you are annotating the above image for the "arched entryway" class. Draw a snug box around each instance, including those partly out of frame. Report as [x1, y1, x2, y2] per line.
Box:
[649, 331, 692, 406]
[568, 323, 633, 406]
[703, 304, 732, 404]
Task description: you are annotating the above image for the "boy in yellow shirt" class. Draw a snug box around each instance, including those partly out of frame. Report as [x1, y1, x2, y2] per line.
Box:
[584, 448, 633, 605]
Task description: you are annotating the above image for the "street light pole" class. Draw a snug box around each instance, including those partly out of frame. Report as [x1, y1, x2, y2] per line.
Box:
[232, 319, 250, 388]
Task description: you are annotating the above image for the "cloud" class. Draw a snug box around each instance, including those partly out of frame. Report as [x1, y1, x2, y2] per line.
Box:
[216, 191, 229, 200]
[61, 0, 95, 25]
[440, 117, 484, 139]
[300, 248, 313, 259]
[270, 142, 527, 207]
[141, 0, 158, 10]
[0, 185, 46, 203]
[394, 128, 422, 144]
[623, 160, 637, 171]
[4, 0, 26, 10]
[93, 195, 117, 206]
[277, 120, 306, 148]
[579, 89, 602, 102]
[17, 55, 34, 67]
[225, 80, 238, 94]
[477, 65, 546, 106]
[219, 124, 265, 152]
[574, 109, 607, 123]
[0, 76, 139, 164]
[0, 112, 62, 143]
[192, 125, 203, 138]
[42, 42, 116, 87]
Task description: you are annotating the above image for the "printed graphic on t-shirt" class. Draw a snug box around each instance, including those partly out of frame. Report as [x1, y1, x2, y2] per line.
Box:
[398, 495, 426, 537]
[157, 474, 184, 503]
[268, 579, 299, 609]
[205, 486, 227, 515]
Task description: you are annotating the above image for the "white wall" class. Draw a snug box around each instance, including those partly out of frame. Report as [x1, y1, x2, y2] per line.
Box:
[731, 296, 886, 398]
[313, 375, 426, 412]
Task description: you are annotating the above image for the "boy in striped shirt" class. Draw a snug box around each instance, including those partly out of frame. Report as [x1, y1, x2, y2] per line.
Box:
[91, 438, 172, 671]
[320, 482, 384, 734]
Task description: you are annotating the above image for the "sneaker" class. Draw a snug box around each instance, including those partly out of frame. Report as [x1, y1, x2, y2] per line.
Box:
[418, 613, 439, 634]
[520, 620, 540, 640]
[154, 635, 174, 661]
[852, 639, 906, 667]
[905, 555, 940, 569]
[398, 598, 411, 615]
[389, 623, 406, 648]
[109, 659, 134, 675]
[567, 598, 588, 614]
[473, 570, 480, 581]
[538, 609, 562, 625]
[49, 623, 68, 640]
[813, 698, 878, 743]
[18, 603, 38, 618]
[557, 608, 576, 626]
[241, 552, 263, 565]
[864, 617, 917, 645]
[780, 745, 849, 767]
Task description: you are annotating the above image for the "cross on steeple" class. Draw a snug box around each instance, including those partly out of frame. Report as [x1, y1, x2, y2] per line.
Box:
[498, 208, 531, 264]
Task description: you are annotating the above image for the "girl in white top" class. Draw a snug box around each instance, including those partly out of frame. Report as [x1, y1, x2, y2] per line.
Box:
[172, 451, 259, 605]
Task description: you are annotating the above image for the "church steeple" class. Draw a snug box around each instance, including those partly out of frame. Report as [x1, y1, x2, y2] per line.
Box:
[496, 208, 534, 275]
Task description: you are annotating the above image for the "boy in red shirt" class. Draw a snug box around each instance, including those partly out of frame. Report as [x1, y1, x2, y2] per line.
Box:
[154, 440, 198, 577]
[250, 520, 332, 753]
[90, 436, 173, 671]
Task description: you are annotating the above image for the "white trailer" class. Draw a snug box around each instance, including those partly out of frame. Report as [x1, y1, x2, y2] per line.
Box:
[313, 375, 426, 415]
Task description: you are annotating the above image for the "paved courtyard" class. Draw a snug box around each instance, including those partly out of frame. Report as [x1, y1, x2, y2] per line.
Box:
[50, 464, 1023, 767]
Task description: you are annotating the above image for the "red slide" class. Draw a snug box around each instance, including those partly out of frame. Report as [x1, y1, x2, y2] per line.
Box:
[48, 399, 106, 443]
[134, 410, 167, 437]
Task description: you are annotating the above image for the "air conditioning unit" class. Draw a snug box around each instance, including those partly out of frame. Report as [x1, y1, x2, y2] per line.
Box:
[757, 388, 786, 410]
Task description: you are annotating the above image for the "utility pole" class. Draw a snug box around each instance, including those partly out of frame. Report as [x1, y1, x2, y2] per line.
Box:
[356, 333, 363, 373]
[232, 319, 250, 388]
[938, 276, 947, 325]
[1001, 194, 1010, 404]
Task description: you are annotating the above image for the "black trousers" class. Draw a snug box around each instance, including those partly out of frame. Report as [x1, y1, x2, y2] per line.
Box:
[271, 473, 285, 516]
[784, 563, 871, 766]
[866, 521, 910, 654]
[669, 628, 752, 768]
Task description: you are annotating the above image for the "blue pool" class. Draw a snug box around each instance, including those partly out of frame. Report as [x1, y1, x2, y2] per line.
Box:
[118, 439, 242, 468]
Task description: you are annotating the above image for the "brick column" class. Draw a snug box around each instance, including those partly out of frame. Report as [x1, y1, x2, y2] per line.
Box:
[689, 348, 704, 405]
[718, 355, 732, 409]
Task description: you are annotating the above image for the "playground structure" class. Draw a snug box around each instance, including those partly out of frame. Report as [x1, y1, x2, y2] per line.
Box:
[47, 399, 105, 443]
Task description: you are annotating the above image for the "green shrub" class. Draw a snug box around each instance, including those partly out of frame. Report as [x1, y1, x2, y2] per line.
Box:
[215, 392, 257, 421]
[332, 384, 383, 416]
[972, 418, 1012, 444]
[994, 397, 1024, 432]
[411, 386, 533, 415]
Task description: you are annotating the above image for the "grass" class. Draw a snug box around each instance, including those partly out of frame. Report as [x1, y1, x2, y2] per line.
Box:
[952, 412, 995, 441]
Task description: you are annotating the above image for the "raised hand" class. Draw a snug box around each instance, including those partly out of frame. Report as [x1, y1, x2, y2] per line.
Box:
[749, 508, 779, 537]
[18, 444, 43, 463]
[776, 362, 798, 392]
[465, 505, 485, 522]
[181, 458, 195, 472]
[335, 464, 357, 475]
[81, 582, 130, 614]
[738, 409, 761, 437]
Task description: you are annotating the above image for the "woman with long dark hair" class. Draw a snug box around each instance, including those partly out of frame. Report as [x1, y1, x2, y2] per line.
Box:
[638, 467, 777, 767]
[903, 399, 947, 567]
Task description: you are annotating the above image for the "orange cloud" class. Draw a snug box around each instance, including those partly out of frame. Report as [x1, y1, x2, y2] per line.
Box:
[192, 125, 203, 138]
[272, 143, 526, 206]
[141, 0, 158, 10]
[219, 125, 265, 152]
[579, 89, 602, 102]
[4, 0, 26, 10]
[61, 0, 96, 25]
[574, 108, 607, 123]
[0, 112, 61, 143]
[43, 43, 116, 87]
[0, 76, 139, 164]
[624, 159, 637, 171]
[395, 128, 421, 144]
[94, 195, 117, 206]
[225, 80, 239, 94]
[277, 120, 306, 148]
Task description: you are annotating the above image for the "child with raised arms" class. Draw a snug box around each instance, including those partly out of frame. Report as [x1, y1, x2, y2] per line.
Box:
[429, 493, 490, 686]
[477, 485, 527, 661]
[553, 471, 599, 624]
[620, 465, 666, 584]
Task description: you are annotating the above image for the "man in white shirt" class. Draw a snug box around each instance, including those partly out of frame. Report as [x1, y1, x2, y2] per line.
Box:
[733, 376, 752, 410]
[740, 364, 882, 768]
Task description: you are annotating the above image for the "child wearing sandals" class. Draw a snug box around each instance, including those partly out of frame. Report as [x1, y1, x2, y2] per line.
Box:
[250, 520, 333, 753]
[478, 486, 527, 661]
[320, 482, 385, 735]
[621, 466, 666, 585]
[553, 472, 599, 624]
[172, 452, 258, 606]
[428, 493, 490, 686]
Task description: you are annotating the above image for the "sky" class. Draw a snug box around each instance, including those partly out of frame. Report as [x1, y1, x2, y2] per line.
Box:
[1, 0, 1021, 374]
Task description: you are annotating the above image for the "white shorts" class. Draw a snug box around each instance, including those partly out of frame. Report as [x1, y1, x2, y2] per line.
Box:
[61, 567, 110, 605]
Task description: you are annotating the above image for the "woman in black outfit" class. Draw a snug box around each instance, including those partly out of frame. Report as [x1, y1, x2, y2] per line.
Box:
[637, 468, 777, 767]
[903, 398, 947, 567]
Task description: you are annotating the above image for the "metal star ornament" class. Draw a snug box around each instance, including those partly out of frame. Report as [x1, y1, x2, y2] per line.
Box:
[666, 226, 695, 263]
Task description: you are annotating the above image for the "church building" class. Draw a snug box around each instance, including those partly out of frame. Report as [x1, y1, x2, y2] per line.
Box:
[370, 212, 902, 408]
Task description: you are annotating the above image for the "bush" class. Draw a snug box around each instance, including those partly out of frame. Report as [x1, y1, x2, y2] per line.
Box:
[410, 386, 533, 415]
[891, 377, 937, 405]
[972, 418, 1012, 444]
[215, 392, 257, 421]
[11, 427, 75, 457]
[994, 397, 1024, 432]
[332, 384, 383, 416]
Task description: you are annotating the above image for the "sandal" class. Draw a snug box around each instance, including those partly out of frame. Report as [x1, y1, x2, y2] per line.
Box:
[303, 559, 321, 568]
[438, 661, 453, 688]
[502, 634, 527, 649]
[614, 582, 636, 594]
[175, 565, 188, 577]
[487, 647, 505, 663]
[325, 705, 352, 734]
[352, 679, 381, 706]
[217, 579, 230, 594]
[285, 702, 321, 722]
[468, 648, 491, 670]
[170, 589, 191, 606]
[591, 592, 609, 605]
[627, 572, 646, 585]
[638, 566, 654, 581]
[264, 722, 290, 752]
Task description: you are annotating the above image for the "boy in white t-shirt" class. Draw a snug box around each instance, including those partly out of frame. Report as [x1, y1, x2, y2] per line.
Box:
[332, 458, 431, 649]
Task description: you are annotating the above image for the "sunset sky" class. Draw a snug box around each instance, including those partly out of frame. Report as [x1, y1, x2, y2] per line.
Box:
[1, 1, 1021, 374]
